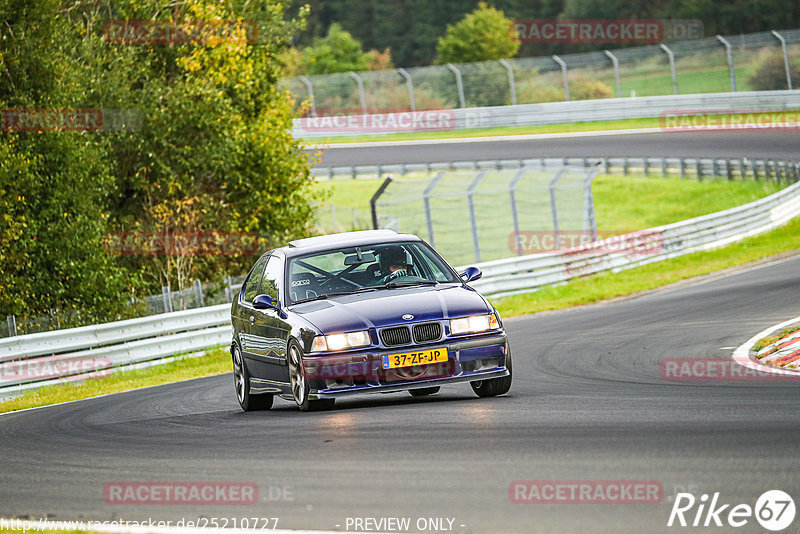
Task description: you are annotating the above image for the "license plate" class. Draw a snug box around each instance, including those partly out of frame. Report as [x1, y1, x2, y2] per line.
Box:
[382, 347, 448, 369]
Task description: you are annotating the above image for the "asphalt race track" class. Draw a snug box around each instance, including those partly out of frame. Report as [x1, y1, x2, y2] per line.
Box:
[1, 255, 799, 533]
[312, 131, 800, 167]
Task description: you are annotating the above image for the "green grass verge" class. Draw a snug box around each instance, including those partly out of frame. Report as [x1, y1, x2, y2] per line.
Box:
[0, 347, 230, 414]
[752, 325, 800, 355]
[303, 117, 660, 145]
[491, 216, 800, 318]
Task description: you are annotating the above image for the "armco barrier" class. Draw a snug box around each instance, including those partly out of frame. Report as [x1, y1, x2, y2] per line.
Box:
[3, 163, 800, 395]
[312, 156, 800, 182]
[0, 304, 232, 395]
[294, 90, 800, 139]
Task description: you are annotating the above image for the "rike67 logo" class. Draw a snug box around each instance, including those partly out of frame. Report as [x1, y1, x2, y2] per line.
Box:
[668, 490, 795, 531]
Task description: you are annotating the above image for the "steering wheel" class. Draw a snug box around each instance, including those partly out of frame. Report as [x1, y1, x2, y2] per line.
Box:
[379, 271, 426, 284]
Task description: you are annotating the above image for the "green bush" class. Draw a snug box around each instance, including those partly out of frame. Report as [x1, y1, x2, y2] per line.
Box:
[748, 49, 800, 91]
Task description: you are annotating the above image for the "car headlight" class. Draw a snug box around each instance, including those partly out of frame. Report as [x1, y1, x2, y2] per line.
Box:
[311, 330, 371, 352]
[449, 314, 500, 335]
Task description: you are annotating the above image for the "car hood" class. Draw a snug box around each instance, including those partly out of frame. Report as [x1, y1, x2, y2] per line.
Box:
[288, 284, 490, 333]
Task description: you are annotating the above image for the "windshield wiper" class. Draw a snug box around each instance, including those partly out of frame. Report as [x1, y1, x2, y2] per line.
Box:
[385, 280, 439, 288]
[293, 291, 354, 304]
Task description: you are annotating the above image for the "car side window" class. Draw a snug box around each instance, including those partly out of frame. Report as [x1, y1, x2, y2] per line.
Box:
[259, 256, 282, 300]
[242, 254, 270, 303]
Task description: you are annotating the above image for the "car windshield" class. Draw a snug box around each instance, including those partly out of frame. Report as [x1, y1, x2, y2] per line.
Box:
[287, 241, 460, 304]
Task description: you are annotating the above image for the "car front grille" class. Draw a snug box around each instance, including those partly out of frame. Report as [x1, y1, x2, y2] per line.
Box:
[413, 322, 441, 343]
[380, 322, 442, 347]
[380, 326, 412, 347]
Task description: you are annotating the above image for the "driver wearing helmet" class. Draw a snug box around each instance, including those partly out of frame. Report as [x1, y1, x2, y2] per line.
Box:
[377, 245, 411, 283]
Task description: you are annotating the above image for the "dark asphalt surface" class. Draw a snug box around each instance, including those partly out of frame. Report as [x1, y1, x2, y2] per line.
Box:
[2, 255, 799, 533]
[312, 131, 800, 167]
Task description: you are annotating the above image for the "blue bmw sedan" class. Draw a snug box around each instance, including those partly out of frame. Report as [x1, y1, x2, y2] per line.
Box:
[230, 229, 512, 411]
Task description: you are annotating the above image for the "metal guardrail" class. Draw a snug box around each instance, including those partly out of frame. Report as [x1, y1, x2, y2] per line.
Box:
[294, 90, 800, 138]
[2, 158, 799, 395]
[313, 156, 800, 183]
[0, 304, 232, 396]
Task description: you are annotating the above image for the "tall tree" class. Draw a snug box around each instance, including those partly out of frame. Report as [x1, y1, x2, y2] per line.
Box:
[436, 2, 521, 64]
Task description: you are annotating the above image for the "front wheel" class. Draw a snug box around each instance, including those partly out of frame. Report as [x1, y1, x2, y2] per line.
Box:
[470, 347, 513, 398]
[288, 341, 335, 412]
[232, 344, 273, 411]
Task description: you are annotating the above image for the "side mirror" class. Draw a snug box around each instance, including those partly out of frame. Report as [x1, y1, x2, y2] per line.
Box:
[253, 294, 279, 310]
[459, 266, 482, 283]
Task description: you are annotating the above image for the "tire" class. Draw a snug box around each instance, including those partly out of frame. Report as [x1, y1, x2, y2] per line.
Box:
[470, 347, 513, 398]
[288, 340, 335, 412]
[409, 386, 440, 397]
[232, 344, 273, 411]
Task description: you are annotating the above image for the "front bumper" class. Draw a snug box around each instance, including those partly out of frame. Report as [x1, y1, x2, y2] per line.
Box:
[302, 332, 509, 400]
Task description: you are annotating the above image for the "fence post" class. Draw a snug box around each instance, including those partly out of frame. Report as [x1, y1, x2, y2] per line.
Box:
[509, 169, 527, 256]
[552, 55, 570, 101]
[549, 168, 567, 250]
[298, 76, 316, 116]
[716, 35, 737, 92]
[369, 176, 394, 229]
[584, 166, 601, 242]
[659, 44, 679, 95]
[423, 172, 445, 246]
[771, 31, 793, 90]
[446, 64, 466, 108]
[499, 59, 517, 106]
[193, 280, 204, 308]
[397, 68, 416, 111]
[6, 315, 17, 337]
[467, 171, 487, 262]
[604, 50, 622, 98]
[161, 286, 173, 313]
[348, 71, 368, 115]
[224, 275, 233, 303]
